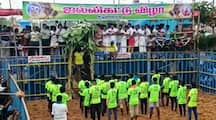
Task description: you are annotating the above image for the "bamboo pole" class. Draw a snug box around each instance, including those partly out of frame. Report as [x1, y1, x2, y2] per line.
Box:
[66, 50, 72, 98]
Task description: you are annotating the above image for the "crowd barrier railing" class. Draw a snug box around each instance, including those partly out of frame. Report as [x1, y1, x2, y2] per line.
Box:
[8, 73, 30, 120]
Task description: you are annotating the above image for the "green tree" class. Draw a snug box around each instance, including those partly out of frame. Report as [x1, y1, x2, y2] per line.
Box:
[62, 22, 95, 95]
[194, 1, 216, 32]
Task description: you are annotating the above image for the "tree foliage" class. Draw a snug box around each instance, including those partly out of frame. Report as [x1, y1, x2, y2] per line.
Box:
[194, 1, 216, 25]
[63, 22, 96, 55]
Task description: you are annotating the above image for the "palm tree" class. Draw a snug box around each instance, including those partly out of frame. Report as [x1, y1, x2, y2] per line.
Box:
[62, 22, 95, 96]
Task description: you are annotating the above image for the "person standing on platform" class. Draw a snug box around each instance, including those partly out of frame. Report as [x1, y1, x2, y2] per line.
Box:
[138, 25, 147, 52]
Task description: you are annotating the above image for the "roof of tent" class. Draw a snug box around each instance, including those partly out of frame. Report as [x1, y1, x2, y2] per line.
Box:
[0, 9, 22, 16]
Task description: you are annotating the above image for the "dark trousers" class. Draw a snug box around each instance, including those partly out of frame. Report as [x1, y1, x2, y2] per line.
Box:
[107, 108, 117, 120]
[140, 98, 147, 114]
[101, 98, 107, 116]
[179, 104, 186, 116]
[91, 103, 101, 120]
[188, 107, 198, 120]
[47, 98, 52, 113]
[80, 96, 84, 112]
[161, 93, 169, 106]
[42, 39, 50, 55]
[84, 106, 89, 118]
[170, 97, 177, 111]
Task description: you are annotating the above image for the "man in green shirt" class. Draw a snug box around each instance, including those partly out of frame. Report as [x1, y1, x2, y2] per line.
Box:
[128, 80, 140, 120]
[177, 81, 187, 116]
[148, 77, 160, 120]
[169, 76, 179, 111]
[151, 70, 161, 85]
[107, 82, 118, 120]
[56, 87, 70, 105]
[139, 76, 149, 115]
[83, 82, 90, 119]
[161, 72, 171, 106]
[89, 80, 101, 120]
[45, 76, 56, 112]
[127, 73, 134, 88]
[187, 83, 198, 120]
[117, 78, 128, 115]
[78, 79, 85, 112]
[51, 79, 62, 103]
[101, 78, 109, 116]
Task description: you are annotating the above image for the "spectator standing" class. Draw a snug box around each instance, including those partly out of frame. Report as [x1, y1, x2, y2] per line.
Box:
[52, 95, 68, 120]
[50, 26, 59, 55]
[119, 25, 128, 53]
[0, 26, 11, 57]
[30, 26, 41, 55]
[134, 25, 139, 50]
[138, 25, 147, 52]
[106, 24, 118, 45]
[22, 29, 30, 56]
[56, 24, 66, 54]
[41, 24, 51, 55]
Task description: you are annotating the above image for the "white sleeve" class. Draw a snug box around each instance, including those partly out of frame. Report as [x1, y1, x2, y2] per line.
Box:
[51, 104, 55, 115]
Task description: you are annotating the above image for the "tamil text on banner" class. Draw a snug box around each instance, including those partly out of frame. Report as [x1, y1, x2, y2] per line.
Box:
[22, 1, 192, 20]
[28, 55, 51, 63]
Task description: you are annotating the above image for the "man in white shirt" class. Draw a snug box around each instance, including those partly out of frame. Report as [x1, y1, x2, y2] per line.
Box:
[134, 25, 139, 48]
[138, 25, 147, 52]
[52, 95, 68, 120]
[106, 24, 118, 45]
[119, 26, 128, 53]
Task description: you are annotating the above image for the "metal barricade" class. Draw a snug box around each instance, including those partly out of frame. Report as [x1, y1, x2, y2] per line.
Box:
[8, 55, 68, 100]
[8, 73, 30, 120]
[199, 52, 216, 94]
[94, 52, 199, 84]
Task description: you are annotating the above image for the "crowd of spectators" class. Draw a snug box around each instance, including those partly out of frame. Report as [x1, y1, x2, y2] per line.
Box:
[95, 23, 193, 55]
[0, 21, 194, 58]
[0, 21, 67, 57]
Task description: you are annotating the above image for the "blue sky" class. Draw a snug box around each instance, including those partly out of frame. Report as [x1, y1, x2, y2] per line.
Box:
[0, 0, 212, 9]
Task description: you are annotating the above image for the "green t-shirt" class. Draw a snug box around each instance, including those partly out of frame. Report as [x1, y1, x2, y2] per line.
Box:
[127, 78, 133, 88]
[83, 88, 90, 107]
[78, 80, 86, 96]
[169, 80, 179, 97]
[117, 81, 128, 99]
[101, 82, 109, 99]
[177, 85, 187, 104]
[51, 84, 62, 102]
[139, 82, 149, 99]
[151, 74, 160, 84]
[148, 84, 160, 103]
[89, 85, 101, 104]
[162, 77, 170, 93]
[128, 86, 140, 105]
[107, 88, 118, 109]
[188, 88, 198, 107]
[45, 80, 53, 99]
[56, 92, 70, 104]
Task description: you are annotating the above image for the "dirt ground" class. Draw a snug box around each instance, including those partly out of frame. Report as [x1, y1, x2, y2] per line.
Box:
[27, 91, 216, 120]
